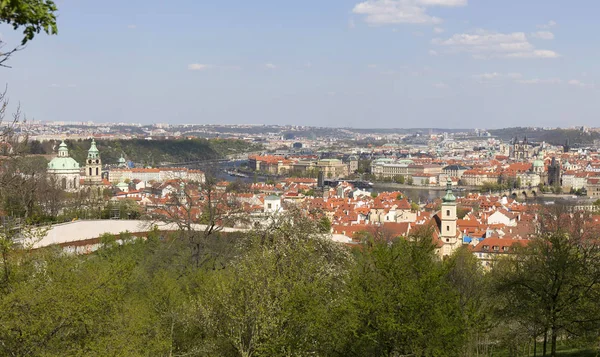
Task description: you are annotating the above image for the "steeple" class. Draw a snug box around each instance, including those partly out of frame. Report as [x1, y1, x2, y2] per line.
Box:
[87, 139, 100, 160]
[85, 138, 102, 187]
[442, 178, 456, 203]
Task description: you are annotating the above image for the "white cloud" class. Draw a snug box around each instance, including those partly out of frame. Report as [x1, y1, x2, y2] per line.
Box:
[537, 20, 557, 29]
[505, 50, 559, 59]
[473, 72, 522, 82]
[352, 0, 467, 25]
[515, 78, 562, 85]
[432, 82, 448, 88]
[127, 24, 137, 29]
[188, 63, 212, 71]
[568, 79, 594, 88]
[433, 29, 559, 59]
[428, 49, 438, 56]
[433, 27, 445, 34]
[475, 72, 501, 80]
[531, 31, 554, 40]
[265, 63, 277, 70]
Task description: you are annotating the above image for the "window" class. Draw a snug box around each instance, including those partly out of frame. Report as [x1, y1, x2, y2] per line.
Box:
[503, 246, 509, 252]
[267, 203, 272, 209]
[493, 246, 499, 251]
[446, 209, 450, 216]
[482, 245, 489, 251]
[446, 225, 450, 232]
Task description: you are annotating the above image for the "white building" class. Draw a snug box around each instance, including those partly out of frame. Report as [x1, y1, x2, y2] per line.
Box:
[263, 195, 282, 214]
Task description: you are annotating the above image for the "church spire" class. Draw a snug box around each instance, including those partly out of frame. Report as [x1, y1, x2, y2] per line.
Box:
[442, 177, 456, 203]
[87, 139, 99, 159]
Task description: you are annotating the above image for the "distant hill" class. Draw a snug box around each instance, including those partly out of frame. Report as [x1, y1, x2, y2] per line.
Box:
[488, 128, 600, 146]
[28, 138, 262, 166]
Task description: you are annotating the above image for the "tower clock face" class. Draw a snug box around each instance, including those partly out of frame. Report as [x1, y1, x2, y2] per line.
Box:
[88, 160, 92, 164]
[95, 160, 99, 164]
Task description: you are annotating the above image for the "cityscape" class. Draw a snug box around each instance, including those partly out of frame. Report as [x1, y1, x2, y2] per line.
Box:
[2, 0, 600, 356]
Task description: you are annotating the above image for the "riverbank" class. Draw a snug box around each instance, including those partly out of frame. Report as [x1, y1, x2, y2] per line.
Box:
[372, 183, 446, 191]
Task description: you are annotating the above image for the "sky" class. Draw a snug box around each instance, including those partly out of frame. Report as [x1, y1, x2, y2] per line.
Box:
[1, 0, 599, 129]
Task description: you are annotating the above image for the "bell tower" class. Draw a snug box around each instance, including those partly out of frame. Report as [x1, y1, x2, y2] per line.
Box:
[440, 178, 457, 240]
[85, 139, 102, 186]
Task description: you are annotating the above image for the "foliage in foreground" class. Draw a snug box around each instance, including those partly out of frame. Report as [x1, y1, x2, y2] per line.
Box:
[0, 210, 600, 356]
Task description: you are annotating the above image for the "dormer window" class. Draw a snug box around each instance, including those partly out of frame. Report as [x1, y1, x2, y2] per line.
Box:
[482, 245, 489, 251]
[503, 246, 509, 252]
[493, 246, 499, 251]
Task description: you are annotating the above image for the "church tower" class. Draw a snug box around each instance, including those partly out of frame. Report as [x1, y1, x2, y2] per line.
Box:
[437, 178, 461, 258]
[441, 178, 457, 240]
[84, 139, 102, 187]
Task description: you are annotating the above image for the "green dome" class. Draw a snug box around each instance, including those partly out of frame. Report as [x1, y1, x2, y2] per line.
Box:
[48, 157, 80, 170]
[533, 160, 544, 167]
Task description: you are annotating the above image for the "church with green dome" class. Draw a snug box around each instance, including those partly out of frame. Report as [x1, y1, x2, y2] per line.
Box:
[47, 139, 104, 193]
[47, 141, 81, 191]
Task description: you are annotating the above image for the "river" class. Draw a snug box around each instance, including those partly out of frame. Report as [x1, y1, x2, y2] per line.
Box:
[210, 161, 588, 205]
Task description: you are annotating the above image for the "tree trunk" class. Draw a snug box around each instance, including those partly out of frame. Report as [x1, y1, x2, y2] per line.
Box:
[551, 328, 557, 357]
[543, 330, 547, 357]
[533, 335, 537, 357]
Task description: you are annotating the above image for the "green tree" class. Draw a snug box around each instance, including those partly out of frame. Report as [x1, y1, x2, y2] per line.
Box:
[191, 211, 352, 356]
[0, 0, 58, 66]
[345, 227, 466, 356]
[492, 208, 600, 357]
[393, 175, 405, 184]
[410, 201, 420, 212]
[444, 247, 493, 356]
[317, 216, 332, 233]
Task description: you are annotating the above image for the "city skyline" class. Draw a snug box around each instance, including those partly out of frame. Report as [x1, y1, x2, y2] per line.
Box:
[1, 0, 599, 128]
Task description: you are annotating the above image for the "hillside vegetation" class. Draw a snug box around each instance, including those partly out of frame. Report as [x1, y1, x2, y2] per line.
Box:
[489, 128, 600, 146]
[28, 138, 262, 166]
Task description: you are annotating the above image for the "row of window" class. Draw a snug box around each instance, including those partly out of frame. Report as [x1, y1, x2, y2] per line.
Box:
[482, 245, 510, 252]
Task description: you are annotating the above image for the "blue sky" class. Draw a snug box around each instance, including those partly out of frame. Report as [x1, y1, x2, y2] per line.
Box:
[1, 0, 599, 128]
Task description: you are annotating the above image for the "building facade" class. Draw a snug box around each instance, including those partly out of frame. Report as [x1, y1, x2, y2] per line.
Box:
[47, 141, 81, 192]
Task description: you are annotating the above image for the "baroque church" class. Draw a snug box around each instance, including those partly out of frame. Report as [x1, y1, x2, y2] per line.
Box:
[47, 139, 104, 194]
[510, 136, 532, 161]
